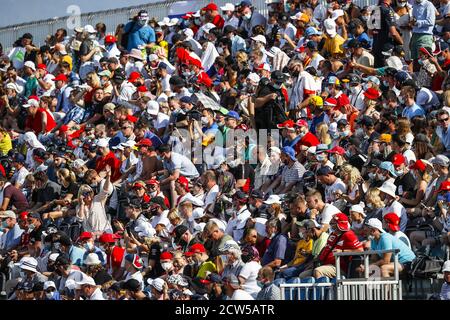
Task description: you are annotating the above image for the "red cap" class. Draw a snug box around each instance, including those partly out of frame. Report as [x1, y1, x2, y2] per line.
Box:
[326, 146, 346, 156]
[333, 213, 350, 232]
[133, 181, 146, 189]
[277, 119, 296, 129]
[187, 243, 206, 254]
[105, 35, 117, 44]
[136, 138, 152, 147]
[19, 211, 29, 221]
[128, 71, 142, 82]
[392, 154, 406, 166]
[145, 179, 160, 185]
[53, 74, 68, 82]
[37, 64, 47, 70]
[419, 47, 431, 56]
[410, 159, 426, 172]
[295, 119, 308, 127]
[28, 95, 40, 102]
[160, 251, 174, 260]
[78, 231, 93, 241]
[204, 3, 219, 11]
[137, 85, 148, 93]
[126, 115, 138, 123]
[176, 176, 190, 192]
[438, 181, 450, 192]
[363, 87, 381, 100]
[197, 73, 212, 87]
[383, 213, 400, 232]
[99, 233, 117, 243]
[324, 98, 337, 106]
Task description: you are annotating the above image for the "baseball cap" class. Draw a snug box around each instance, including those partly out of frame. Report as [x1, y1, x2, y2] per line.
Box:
[304, 27, 322, 38]
[365, 218, 385, 233]
[226, 110, 241, 120]
[432, 155, 450, 167]
[350, 204, 366, 217]
[281, 146, 297, 161]
[332, 213, 350, 232]
[187, 243, 206, 255]
[391, 154, 406, 166]
[383, 213, 400, 232]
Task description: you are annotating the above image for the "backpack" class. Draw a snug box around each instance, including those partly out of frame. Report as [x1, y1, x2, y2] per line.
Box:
[409, 254, 444, 279]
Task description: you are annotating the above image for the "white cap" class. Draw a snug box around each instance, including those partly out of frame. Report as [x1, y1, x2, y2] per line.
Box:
[183, 28, 194, 38]
[251, 35, 267, 45]
[5, 83, 20, 92]
[405, 133, 414, 145]
[201, 23, 216, 34]
[44, 281, 56, 290]
[307, 146, 317, 154]
[266, 46, 282, 58]
[49, 253, 60, 262]
[269, 146, 281, 155]
[121, 140, 137, 148]
[209, 218, 227, 232]
[112, 144, 124, 151]
[20, 257, 38, 273]
[377, 181, 397, 198]
[71, 159, 87, 170]
[385, 56, 403, 70]
[148, 54, 159, 62]
[192, 10, 201, 18]
[84, 253, 101, 266]
[23, 98, 40, 109]
[84, 25, 96, 34]
[192, 207, 205, 219]
[324, 18, 337, 38]
[96, 138, 110, 148]
[220, 240, 241, 252]
[194, 222, 206, 233]
[156, 217, 171, 227]
[331, 9, 344, 20]
[247, 72, 261, 83]
[442, 260, 450, 272]
[24, 61, 36, 71]
[220, 3, 235, 11]
[168, 18, 179, 26]
[365, 218, 385, 233]
[75, 275, 97, 287]
[149, 278, 165, 292]
[146, 100, 160, 116]
[264, 194, 282, 205]
[158, 17, 171, 26]
[179, 193, 205, 207]
[350, 204, 366, 217]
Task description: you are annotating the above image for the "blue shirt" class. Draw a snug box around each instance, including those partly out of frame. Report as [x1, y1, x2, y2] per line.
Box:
[357, 33, 372, 49]
[4, 223, 24, 251]
[69, 245, 87, 267]
[261, 233, 288, 266]
[402, 103, 425, 120]
[412, 0, 436, 34]
[436, 125, 450, 151]
[144, 131, 163, 148]
[125, 22, 156, 51]
[370, 233, 416, 264]
[231, 35, 247, 57]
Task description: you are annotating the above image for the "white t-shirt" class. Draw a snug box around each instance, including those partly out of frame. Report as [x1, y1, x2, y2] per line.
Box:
[154, 112, 170, 130]
[230, 289, 255, 300]
[317, 203, 341, 225]
[11, 166, 29, 187]
[382, 200, 406, 219]
[204, 184, 219, 209]
[239, 261, 262, 298]
[37, 74, 55, 97]
[125, 270, 144, 290]
[324, 178, 347, 203]
[161, 74, 171, 93]
[403, 149, 416, 166]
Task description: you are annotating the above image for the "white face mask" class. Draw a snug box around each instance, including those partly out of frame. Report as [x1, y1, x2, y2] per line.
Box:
[399, 2, 408, 7]
[84, 242, 94, 251]
[368, 172, 376, 180]
[217, 47, 224, 55]
[352, 221, 364, 229]
[161, 262, 173, 271]
[45, 292, 55, 299]
[377, 173, 386, 181]
[368, 235, 375, 240]
[201, 116, 209, 126]
[244, 12, 252, 20]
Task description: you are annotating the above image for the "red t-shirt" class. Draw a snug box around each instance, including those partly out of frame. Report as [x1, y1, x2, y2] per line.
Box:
[95, 151, 122, 182]
[212, 15, 225, 29]
[319, 231, 362, 269]
[108, 245, 125, 270]
[25, 108, 57, 134]
[256, 238, 271, 259]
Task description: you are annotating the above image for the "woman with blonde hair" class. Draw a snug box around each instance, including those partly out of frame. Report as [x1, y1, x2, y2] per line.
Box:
[396, 118, 414, 145]
[316, 122, 332, 146]
[364, 188, 384, 220]
[338, 164, 364, 205]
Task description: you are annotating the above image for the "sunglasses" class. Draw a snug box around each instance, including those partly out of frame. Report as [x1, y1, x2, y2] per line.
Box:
[438, 117, 449, 123]
[122, 126, 131, 130]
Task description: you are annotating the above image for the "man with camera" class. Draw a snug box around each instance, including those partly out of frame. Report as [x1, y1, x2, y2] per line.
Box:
[254, 71, 289, 130]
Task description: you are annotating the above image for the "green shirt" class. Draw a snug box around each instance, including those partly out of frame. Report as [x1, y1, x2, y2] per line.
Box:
[24, 77, 38, 99]
[312, 232, 329, 258]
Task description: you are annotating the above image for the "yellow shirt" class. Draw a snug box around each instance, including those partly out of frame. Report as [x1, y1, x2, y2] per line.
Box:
[197, 261, 217, 279]
[0, 132, 12, 156]
[322, 34, 346, 58]
[290, 239, 313, 266]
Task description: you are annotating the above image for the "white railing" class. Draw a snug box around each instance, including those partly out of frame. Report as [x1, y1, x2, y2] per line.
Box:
[0, 0, 378, 51]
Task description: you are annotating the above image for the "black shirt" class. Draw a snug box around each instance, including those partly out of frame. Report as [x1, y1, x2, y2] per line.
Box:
[29, 225, 44, 244]
[372, 2, 395, 45]
[394, 171, 417, 200]
[36, 181, 61, 204]
[61, 182, 80, 198]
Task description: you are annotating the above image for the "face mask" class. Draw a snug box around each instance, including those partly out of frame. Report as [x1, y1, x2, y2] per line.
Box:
[438, 56, 446, 63]
[377, 173, 386, 181]
[368, 172, 376, 180]
[149, 191, 157, 197]
[53, 242, 61, 251]
[201, 117, 209, 126]
[368, 235, 375, 240]
[28, 224, 36, 232]
[272, 84, 282, 90]
[418, 59, 424, 66]
[244, 13, 252, 20]
[396, 169, 404, 176]
[84, 242, 94, 251]
[161, 262, 173, 271]
[339, 131, 350, 138]
[182, 71, 193, 78]
[217, 47, 224, 55]
[45, 292, 55, 299]
[352, 221, 364, 229]
[382, 80, 390, 87]
[1, 220, 8, 230]
[115, 152, 122, 159]
[398, 2, 407, 6]
[345, 150, 352, 158]
[257, 280, 265, 288]
[315, 154, 326, 162]
[362, 83, 369, 91]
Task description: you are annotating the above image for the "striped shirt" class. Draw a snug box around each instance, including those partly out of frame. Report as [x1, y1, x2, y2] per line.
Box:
[281, 161, 305, 185]
[440, 282, 450, 300]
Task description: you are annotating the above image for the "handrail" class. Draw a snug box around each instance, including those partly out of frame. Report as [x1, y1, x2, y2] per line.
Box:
[333, 249, 401, 257]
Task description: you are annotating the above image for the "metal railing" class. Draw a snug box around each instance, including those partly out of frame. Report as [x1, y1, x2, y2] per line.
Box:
[280, 282, 335, 300]
[334, 249, 402, 300]
[0, 0, 378, 51]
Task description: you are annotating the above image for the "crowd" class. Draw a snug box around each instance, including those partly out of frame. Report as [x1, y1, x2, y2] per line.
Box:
[0, 0, 450, 300]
